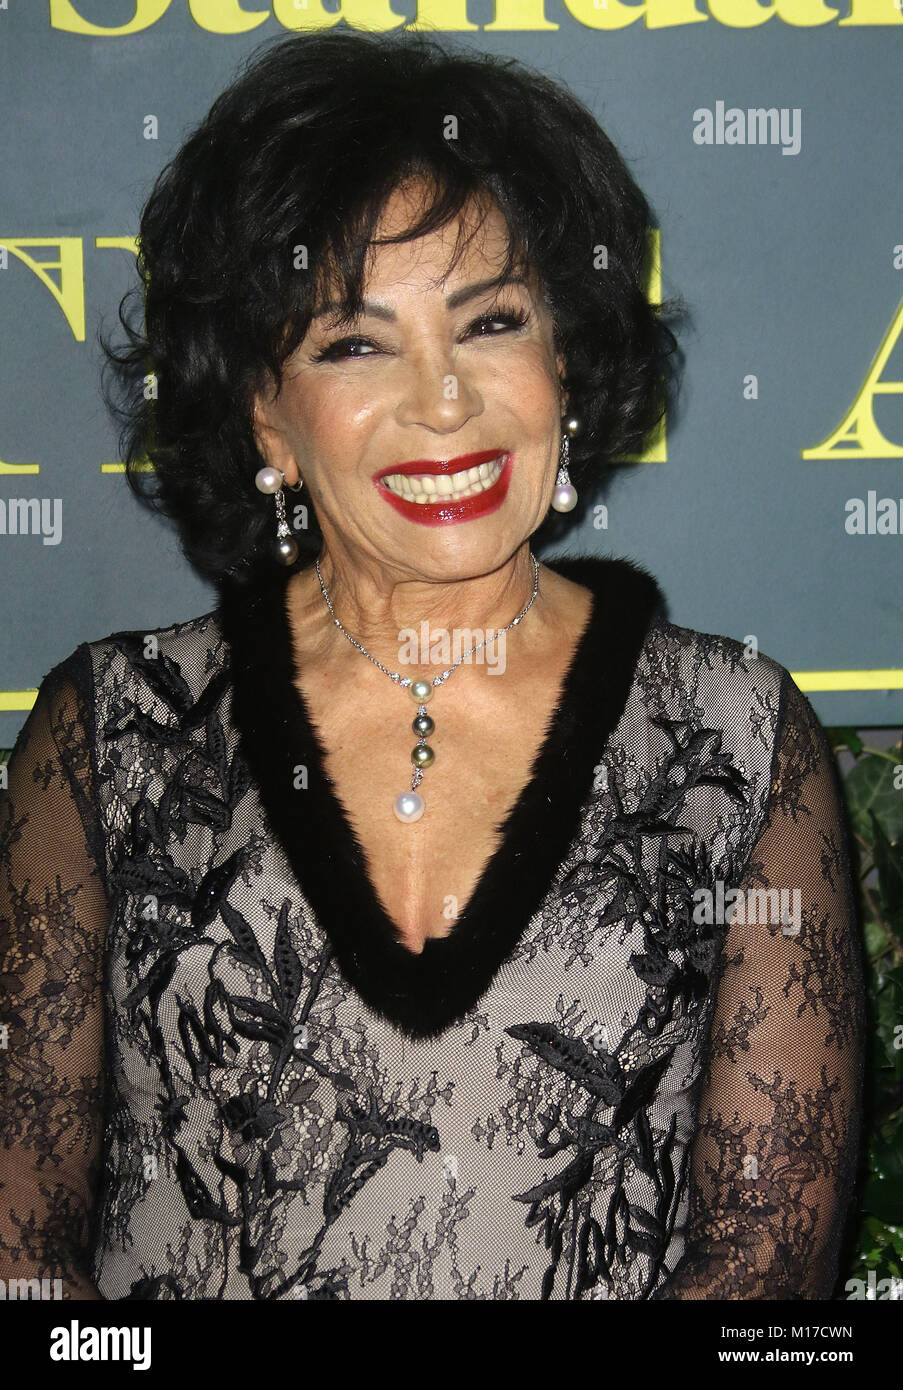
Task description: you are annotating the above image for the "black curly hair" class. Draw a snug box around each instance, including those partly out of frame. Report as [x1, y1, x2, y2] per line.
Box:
[100, 27, 683, 585]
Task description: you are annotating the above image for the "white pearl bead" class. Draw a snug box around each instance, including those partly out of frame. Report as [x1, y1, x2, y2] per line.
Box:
[394, 791, 425, 823]
[552, 483, 578, 513]
[255, 466, 283, 495]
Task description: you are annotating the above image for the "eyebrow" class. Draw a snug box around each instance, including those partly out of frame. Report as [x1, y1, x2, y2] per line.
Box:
[312, 274, 528, 322]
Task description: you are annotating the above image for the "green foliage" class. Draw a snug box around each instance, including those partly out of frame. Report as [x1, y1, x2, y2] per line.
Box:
[829, 729, 903, 1296]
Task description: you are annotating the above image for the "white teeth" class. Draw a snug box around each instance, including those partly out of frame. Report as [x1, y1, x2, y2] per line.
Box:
[382, 455, 505, 503]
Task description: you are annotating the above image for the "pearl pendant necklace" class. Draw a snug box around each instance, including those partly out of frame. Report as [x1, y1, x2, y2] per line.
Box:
[315, 554, 541, 823]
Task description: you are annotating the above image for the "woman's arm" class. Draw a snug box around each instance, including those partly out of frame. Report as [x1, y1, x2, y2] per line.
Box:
[0, 656, 108, 1300]
[653, 673, 866, 1299]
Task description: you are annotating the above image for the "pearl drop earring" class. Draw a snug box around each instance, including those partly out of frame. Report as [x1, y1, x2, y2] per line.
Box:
[551, 416, 579, 513]
[254, 465, 283, 495]
[255, 465, 303, 566]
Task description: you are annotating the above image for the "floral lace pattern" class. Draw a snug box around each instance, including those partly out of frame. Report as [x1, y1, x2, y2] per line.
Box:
[0, 666, 107, 1299]
[0, 569, 865, 1300]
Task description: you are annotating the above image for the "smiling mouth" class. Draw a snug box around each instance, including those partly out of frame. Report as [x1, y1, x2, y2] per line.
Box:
[379, 455, 506, 504]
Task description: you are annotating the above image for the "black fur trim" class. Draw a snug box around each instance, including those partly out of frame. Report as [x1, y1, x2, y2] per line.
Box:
[215, 553, 664, 1039]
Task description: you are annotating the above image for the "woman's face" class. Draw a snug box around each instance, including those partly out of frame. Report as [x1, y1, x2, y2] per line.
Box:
[254, 183, 569, 582]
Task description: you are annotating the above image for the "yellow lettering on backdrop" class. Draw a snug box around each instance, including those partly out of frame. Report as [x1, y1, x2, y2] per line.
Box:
[95, 239, 145, 475]
[190, 0, 269, 30]
[618, 228, 666, 463]
[483, 0, 557, 30]
[50, 0, 172, 34]
[840, 0, 903, 23]
[559, 0, 707, 30]
[45, 0, 903, 28]
[707, 0, 839, 26]
[644, 0, 709, 28]
[0, 238, 85, 472]
[0, 238, 85, 340]
[408, 0, 480, 30]
[802, 297, 903, 460]
[274, 0, 406, 29]
[95, 237, 140, 257]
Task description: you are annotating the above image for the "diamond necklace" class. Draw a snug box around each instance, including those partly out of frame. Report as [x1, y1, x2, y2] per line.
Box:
[314, 553, 541, 823]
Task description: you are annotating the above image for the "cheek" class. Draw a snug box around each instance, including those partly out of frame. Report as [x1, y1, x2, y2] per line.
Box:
[492, 343, 561, 410]
[286, 376, 375, 462]
[308, 378, 380, 439]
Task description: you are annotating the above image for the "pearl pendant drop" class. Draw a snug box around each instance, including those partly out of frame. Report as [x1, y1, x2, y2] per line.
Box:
[394, 791, 425, 823]
[395, 681, 436, 819]
[552, 481, 578, 512]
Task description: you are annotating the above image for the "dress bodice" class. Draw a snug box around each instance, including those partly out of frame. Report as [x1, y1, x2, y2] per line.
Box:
[0, 554, 866, 1300]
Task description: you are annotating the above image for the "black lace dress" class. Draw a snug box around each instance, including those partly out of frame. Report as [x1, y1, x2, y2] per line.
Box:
[0, 555, 866, 1300]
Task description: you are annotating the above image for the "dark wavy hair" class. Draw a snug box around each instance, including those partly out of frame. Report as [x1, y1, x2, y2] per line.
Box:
[100, 27, 683, 586]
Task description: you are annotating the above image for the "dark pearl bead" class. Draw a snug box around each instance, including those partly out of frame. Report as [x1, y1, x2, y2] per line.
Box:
[276, 536, 299, 565]
[412, 714, 435, 737]
[411, 743, 435, 768]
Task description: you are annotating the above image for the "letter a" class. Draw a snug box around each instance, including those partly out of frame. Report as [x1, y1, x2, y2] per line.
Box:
[802, 296, 903, 459]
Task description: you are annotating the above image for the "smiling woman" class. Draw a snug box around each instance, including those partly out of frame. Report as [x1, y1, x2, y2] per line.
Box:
[0, 28, 865, 1302]
[251, 185, 570, 568]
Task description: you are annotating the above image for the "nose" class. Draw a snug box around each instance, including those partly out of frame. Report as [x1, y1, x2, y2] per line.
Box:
[393, 350, 484, 436]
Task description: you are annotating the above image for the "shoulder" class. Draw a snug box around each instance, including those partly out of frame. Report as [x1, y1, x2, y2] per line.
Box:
[546, 552, 801, 748]
[631, 616, 799, 773]
[53, 604, 228, 720]
[83, 602, 221, 657]
[644, 615, 790, 705]
[636, 616, 826, 785]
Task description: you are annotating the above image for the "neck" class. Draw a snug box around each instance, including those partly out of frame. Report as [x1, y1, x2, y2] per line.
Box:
[287, 543, 552, 673]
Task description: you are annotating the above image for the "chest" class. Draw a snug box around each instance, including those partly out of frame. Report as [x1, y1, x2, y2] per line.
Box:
[293, 661, 568, 953]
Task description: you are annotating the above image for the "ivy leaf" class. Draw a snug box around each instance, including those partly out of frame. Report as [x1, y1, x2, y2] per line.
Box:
[862, 1175, 903, 1225]
[846, 755, 903, 845]
[872, 1130, 903, 1186]
[828, 727, 863, 757]
[874, 968, 903, 1077]
[870, 811, 903, 919]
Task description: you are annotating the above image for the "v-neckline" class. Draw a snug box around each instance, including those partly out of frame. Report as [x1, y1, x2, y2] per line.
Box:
[284, 566, 597, 960]
[215, 552, 664, 1039]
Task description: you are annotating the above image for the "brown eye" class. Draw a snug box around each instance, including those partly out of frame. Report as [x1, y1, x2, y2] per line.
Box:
[466, 309, 530, 337]
[312, 336, 377, 363]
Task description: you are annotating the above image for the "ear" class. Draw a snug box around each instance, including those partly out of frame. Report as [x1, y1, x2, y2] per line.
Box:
[556, 349, 570, 418]
[252, 384, 303, 489]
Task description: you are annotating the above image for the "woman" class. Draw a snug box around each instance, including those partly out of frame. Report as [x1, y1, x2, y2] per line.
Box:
[0, 29, 864, 1301]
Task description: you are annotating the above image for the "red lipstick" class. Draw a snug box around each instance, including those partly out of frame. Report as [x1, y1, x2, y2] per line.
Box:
[373, 450, 513, 527]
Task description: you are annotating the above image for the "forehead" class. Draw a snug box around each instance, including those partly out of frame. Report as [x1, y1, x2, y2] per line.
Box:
[312, 184, 539, 313]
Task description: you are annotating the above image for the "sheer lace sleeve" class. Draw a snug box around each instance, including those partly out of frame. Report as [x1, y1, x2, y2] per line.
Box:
[653, 671, 866, 1300]
[0, 648, 108, 1299]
